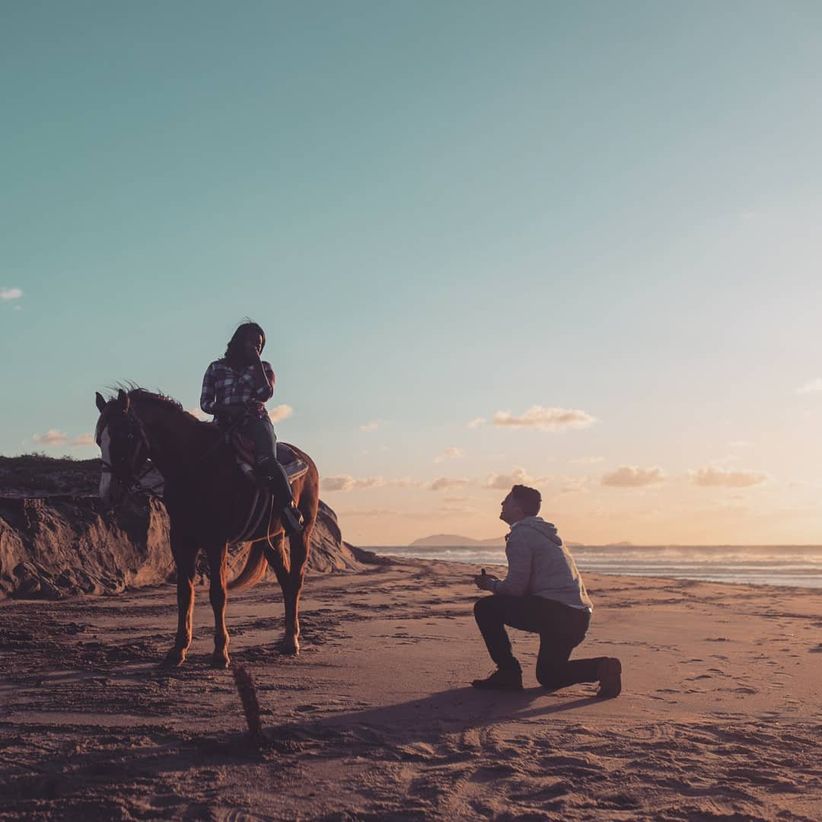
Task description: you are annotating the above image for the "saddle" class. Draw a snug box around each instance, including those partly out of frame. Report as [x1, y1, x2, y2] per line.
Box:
[226, 430, 309, 486]
[205, 423, 310, 545]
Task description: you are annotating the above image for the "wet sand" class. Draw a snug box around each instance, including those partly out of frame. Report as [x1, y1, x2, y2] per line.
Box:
[1, 558, 820, 820]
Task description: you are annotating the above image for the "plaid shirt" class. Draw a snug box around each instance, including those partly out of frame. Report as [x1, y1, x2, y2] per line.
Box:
[200, 359, 275, 420]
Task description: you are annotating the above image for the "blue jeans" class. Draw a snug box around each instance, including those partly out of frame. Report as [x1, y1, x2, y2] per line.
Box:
[238, 414, 277, 465]
[219, 411, 293, 508]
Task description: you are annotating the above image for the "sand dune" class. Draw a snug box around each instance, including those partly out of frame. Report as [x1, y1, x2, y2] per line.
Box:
[1, 558, 820, 819]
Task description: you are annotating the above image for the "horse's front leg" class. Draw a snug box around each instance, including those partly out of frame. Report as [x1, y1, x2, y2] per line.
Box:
[206, 542, 230, 668]
[163, 528, 197, 668]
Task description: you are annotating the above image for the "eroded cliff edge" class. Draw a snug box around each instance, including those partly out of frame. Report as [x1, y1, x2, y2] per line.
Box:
[0, 455, 374, 599]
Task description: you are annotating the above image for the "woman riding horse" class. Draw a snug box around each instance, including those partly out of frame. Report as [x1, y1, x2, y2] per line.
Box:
[95, 384, 319, 665]
[199, 322, 303, 537]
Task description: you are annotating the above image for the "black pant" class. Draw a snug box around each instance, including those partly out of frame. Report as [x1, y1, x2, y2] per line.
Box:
[474, 595, 604, 690]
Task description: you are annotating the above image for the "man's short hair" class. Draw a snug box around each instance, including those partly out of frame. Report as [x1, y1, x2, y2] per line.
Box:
[510, 484, 541, 516]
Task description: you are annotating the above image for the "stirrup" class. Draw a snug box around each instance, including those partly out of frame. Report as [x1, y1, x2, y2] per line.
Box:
[282, 505, 304, 537]
[255, 458, 278, 481]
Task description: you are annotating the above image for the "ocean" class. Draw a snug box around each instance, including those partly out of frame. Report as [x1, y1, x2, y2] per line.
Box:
[369, 544, 822, 589]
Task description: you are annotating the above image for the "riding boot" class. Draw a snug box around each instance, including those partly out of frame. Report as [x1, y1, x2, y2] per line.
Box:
[257, 457, 305, 538]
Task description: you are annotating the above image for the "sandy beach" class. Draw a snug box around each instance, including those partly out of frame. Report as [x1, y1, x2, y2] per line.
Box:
[1, 557, 820, 820]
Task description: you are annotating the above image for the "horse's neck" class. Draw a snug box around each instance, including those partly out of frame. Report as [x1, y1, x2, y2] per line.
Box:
[136, 405, 213, 478]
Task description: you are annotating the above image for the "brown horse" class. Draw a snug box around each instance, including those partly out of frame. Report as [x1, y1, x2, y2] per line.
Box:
[94, 388, 319, 667]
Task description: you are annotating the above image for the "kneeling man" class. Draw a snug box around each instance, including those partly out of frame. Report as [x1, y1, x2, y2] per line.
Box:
[472, 484, 621, 697]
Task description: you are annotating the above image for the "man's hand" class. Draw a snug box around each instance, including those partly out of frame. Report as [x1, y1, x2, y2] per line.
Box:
[474, 573, 499, 591]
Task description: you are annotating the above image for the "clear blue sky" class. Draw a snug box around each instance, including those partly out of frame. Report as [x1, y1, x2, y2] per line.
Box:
[2, 1, 822, 544]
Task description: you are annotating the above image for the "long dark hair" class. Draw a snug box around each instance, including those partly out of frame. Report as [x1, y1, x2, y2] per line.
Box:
[223, 321, 266, 367]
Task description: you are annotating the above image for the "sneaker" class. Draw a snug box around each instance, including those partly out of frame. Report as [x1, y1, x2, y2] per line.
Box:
[596, 657, 622, 699]
[471, 667, 523, 691]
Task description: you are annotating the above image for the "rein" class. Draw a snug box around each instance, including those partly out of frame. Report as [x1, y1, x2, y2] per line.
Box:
[101, 407, 252, 501]
[195, 410, 251, 467]
[100, 458, 165, 499]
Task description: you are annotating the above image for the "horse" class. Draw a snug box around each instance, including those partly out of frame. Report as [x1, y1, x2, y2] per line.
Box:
[94, 388, 319, 667]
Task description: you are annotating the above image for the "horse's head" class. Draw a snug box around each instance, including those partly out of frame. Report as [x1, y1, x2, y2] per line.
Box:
[94, 389, 151, 506]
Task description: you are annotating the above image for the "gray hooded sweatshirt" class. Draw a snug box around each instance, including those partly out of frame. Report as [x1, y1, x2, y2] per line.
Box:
[492, 516, 592, 611]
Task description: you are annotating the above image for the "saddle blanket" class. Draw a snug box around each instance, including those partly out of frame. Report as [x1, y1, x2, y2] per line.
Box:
[227, 436, 309, 545]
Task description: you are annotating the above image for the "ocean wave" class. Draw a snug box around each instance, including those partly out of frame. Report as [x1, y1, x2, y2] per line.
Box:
[370, 545, 822, 589]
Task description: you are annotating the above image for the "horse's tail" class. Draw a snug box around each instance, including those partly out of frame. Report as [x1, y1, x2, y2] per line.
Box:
[228, 542, 268, 592]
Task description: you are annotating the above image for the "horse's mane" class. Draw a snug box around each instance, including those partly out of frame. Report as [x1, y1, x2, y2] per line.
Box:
[107, 384, 189, 415]
[128, 388, 185, 413]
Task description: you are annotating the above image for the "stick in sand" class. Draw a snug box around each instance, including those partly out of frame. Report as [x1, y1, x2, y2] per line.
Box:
[232, 664, 263, 741]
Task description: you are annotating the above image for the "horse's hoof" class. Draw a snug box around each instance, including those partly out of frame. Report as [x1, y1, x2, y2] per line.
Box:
[279, 637, 300, 656]
[211, 652, 231, 669]
[160, 649, 186, 668]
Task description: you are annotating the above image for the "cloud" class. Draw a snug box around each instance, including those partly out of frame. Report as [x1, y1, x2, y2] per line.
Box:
[359, 420, 381, 432]
[796, 378, 822, 395]
[484, 467, 534, 490]
[32, 430, 95, 447]
[0, 287, 22, 302]
[434, 447, 464, 463]
[428, 476, 470, 492]
[466, 417, 486, 429]
[558, 476, 590, 494]
[322, 476, 355, 492]
[492, 406, 596, 432]
[601, 466, 666, 487]
[269, 404, 293, 423]
[337, 508, 400, 518]
[321, 475, 386, 492]
[437, 501, 477, 515]
[33, 429, 69, 446]
[389, 478, 424, 488]
[690, 467, 768, 488]
[569, 456, 604, 465]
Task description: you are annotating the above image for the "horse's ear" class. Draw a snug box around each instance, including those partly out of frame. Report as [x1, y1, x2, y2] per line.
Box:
[117, 389, 130, 413]
[95, 392, 106, 413]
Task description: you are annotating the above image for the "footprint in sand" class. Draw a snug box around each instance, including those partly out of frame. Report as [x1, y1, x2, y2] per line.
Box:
[469, 764, 518, 782]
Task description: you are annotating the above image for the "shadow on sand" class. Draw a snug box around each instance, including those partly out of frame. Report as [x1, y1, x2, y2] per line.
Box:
[260, 685, 602, 755]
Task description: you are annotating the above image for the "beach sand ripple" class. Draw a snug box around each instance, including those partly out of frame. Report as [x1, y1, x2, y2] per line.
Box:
[1, 559, 820, 820]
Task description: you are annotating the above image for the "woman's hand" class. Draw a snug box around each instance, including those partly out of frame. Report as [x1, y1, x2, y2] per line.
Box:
[244, 342, 261, 362]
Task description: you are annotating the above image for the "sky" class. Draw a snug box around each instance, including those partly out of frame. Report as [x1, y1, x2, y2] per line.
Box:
[2, 1, 822, 546]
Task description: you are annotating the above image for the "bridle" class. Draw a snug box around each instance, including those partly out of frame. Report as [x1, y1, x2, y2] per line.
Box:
[97, 410, 164, 499]
[95, 399, 252, 501]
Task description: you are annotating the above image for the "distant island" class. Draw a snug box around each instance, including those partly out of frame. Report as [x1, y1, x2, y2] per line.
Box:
[410, 534, 506, 547]
[410, 532, 590, 548]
